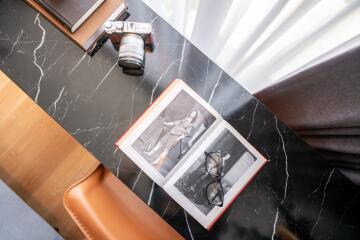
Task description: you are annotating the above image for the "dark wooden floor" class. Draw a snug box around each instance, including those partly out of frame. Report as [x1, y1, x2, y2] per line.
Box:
[0, 71, 100, 239]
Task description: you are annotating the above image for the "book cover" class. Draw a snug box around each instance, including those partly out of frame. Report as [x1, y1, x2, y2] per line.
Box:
[116, 79, 267, 229]
[35, 0, 105, 33]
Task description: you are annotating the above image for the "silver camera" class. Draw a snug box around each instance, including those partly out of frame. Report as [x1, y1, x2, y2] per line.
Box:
[104, 20, 154, 75]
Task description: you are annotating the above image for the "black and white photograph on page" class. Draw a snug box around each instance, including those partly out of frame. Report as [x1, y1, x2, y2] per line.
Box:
[174, 128, 256, 215]
[131, 90, 217, 177]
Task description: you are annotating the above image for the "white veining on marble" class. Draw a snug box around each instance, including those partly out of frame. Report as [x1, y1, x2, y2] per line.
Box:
[295, 169, 334, 217]
[306, 171, 328, 201]
[150, 58, 180, 104]
[309, 168, 335, 238]
[271, 117, 290, 238]
[275, 117, 289, 204]
[132, 170, 143, 191]
[272, 207, 279, 240]
[112, 146, 119, 156]
[69, 51, 88, 75]
[87, 52, 92, 64]
[74, 113, 128, 149]
[44, 52, 65, 74]
[75, 114, 128, 153]
[333, 189, 359, 236]
[57, 100, 70, 121]
[0, 31, 10, 41]
[226, 209, 234, 222]
[147, 182, 155, 206]
[208, 70, 223, 104]
[48, 87, 65, 115]
[184, 210, 195, 240]
[115, 152, 123, 178]
[33, 14, 46, 103]
[129, 71, 151, 125]
[1, 29, 23, 64]
[18, 39, 55, 45]
[90, 61, 118, 98]
[178, 38, 187, 78]
[247, 101, 258, 139]
[162, 200, 171, 217]
[83, 140, 92, 148]
[203, 58, 210, 96]
[70, 126, 102, 136]
[57, 94, 80, 122]
[261, 147, 271, 161]
[84, 126, 104, 146]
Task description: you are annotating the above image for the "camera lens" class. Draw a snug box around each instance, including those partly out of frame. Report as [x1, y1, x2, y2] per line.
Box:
[118, 34, 145, 69]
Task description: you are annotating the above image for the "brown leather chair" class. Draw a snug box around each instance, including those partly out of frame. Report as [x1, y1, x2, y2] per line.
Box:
[63, 165, 184, 240]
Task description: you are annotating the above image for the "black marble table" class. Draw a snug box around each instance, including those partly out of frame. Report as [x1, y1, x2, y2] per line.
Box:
[1, 1, 359, 239]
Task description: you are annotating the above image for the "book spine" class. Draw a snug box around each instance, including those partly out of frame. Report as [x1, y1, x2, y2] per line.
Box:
[34, 0, 73, 31]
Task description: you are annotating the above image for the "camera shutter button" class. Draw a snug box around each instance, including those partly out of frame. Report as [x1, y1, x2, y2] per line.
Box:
[104, 21, 112, 28]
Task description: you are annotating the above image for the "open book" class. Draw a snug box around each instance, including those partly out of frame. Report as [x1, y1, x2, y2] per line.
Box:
[116, 79, 267, 229]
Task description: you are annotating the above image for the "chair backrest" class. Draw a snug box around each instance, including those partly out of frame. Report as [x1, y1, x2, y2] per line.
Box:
[63, 165, 184, 240]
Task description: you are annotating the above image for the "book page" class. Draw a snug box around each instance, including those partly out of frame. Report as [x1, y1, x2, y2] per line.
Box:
[164, 121, 268, 228]
[117, 80, 222, 186]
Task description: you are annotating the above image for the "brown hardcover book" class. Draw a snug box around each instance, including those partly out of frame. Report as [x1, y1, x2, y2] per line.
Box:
[34, 0, 105, 33]
[25, 0, 127, 51]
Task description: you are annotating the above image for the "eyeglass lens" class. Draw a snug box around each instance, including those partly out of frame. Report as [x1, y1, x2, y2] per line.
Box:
[206, 182, 224, 206]
[205, 151, 224, 206]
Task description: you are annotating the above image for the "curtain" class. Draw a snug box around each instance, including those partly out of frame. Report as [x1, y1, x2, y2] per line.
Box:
[256, 46, 360, 185]
[143, 0, 360, 93]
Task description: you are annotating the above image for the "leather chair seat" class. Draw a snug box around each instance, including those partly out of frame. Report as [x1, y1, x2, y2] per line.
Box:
[63, 165, 184, 240]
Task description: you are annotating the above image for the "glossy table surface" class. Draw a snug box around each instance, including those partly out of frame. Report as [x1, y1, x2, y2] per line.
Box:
[0, 1, 359, 239]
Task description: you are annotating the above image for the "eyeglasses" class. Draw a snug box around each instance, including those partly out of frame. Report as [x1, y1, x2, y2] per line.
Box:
[205, 151, 224, 207]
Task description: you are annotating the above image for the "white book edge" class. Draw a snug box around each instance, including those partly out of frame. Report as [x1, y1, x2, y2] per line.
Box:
[71, 0, 105, 33]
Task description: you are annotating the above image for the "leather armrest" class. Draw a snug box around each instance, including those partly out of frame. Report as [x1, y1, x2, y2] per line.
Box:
[63, 165, 184, 240]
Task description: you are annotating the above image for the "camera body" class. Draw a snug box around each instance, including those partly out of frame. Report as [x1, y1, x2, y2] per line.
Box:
[104, 20, 153, 75]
